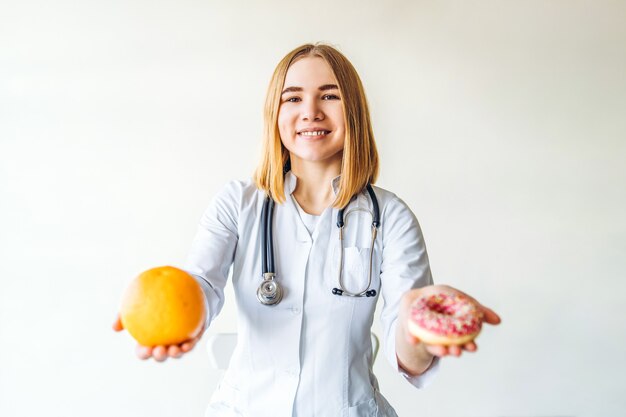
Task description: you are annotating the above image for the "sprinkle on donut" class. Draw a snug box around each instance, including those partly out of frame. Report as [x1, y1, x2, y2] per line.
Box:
[409, 292, 484, 342]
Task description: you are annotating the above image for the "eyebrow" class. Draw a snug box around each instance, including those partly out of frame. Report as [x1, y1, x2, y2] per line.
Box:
[281, 84, 339, 95]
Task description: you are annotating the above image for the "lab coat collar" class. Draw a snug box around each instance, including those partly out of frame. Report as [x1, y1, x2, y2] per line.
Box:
[284, 171, 342, 196]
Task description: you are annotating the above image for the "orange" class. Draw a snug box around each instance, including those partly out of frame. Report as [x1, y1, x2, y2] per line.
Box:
[120, 266, 206, 346]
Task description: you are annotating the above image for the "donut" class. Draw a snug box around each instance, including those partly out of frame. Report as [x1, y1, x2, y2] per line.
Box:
[408, 292, 484, 345]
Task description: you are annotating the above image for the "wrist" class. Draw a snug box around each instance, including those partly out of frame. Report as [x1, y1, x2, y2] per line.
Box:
[396, 343, 435, 377]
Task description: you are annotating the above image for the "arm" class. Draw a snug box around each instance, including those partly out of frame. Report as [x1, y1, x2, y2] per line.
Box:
[379, 196, 439, 388]
[381, 198, 501, 379]
[113, 182, 241, 361]
[184, 181, 241, 330]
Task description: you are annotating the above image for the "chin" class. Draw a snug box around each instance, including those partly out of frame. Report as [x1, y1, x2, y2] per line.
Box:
[293, 150, 343, 164]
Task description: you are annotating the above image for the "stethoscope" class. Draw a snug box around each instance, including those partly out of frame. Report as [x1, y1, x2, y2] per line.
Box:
[257, 183, 380, 306]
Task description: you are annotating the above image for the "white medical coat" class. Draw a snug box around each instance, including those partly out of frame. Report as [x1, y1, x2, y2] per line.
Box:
[185, 172, 439, 417]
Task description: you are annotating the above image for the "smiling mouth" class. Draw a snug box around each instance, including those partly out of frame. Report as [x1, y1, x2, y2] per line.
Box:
[298, 130, 331, 137]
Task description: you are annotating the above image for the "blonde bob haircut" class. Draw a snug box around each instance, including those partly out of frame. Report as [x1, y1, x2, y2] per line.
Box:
[253, 43, 379, 209]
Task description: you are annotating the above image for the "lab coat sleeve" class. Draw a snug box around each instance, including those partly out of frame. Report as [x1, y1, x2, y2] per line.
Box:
[379, 196, 440, 389]
[183, 181, 240, 330]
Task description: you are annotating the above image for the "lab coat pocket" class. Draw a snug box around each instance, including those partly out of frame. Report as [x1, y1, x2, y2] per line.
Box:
[336, 246, 380, 297]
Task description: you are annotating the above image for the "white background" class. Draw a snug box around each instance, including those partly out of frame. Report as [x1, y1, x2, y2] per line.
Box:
[1, 1, 625, 416]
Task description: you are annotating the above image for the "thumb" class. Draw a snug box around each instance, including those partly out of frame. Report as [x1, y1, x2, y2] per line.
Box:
[479, 305, 501, 325]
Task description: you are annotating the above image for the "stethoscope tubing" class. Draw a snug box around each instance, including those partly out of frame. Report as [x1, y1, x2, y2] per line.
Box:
[260, 183, 380, 304]
[336, 209, 378, 297]
[261, 195, 268, 274]
[336, 184, 380, 228]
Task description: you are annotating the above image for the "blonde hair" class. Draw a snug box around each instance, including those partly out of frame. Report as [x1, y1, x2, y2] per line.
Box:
[253, 43, 379, 208]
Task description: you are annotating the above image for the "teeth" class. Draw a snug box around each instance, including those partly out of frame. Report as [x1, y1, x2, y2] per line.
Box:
[299, 131, 328, 136]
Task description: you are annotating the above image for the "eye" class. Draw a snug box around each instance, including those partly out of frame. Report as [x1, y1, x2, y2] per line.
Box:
[322, 94, 340, 100]
[284, 96, 301, 103]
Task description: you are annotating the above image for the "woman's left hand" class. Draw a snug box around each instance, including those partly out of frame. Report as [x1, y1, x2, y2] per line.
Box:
[399, 284, 501, 358]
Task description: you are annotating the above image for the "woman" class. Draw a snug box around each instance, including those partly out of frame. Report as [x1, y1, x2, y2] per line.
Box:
[114, 43, 500, 416]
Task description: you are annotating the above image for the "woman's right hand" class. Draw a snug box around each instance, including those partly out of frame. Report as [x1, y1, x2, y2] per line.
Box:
[112, 315, 203, 362]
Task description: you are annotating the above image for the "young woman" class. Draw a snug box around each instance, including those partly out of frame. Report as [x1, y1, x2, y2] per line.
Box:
[114, 43, 500, 417]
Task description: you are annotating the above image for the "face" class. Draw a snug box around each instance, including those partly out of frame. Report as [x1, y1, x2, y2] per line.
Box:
[278, 56, 346, 167]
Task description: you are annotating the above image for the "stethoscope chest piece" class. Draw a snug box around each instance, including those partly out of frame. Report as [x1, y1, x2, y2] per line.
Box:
[257, 273, 283, 305]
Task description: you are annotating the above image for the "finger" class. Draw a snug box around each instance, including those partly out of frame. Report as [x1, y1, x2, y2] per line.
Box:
[449, 345, 462, 357]
[168, 345, 183, 358]
[480, 306, 501, 325]
[463, 341, 477, 352]
[181, 339, 198, 353]
[152, 345, 168, 362]
[136, 345, 152, 360]
[424, 344, 448, 357]
[112, 316, 124, 332]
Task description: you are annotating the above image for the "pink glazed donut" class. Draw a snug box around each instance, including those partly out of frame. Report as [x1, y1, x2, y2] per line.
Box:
[408, 292, 484, 345]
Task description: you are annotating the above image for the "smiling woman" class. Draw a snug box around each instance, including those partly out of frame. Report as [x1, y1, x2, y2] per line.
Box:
[113, 42, 500, 417]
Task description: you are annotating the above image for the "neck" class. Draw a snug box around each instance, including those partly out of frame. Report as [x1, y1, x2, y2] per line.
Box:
[289, 154, 341, 215]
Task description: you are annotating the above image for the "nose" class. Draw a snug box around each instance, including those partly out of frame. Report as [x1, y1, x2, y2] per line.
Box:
[301, 99, 324, 122]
